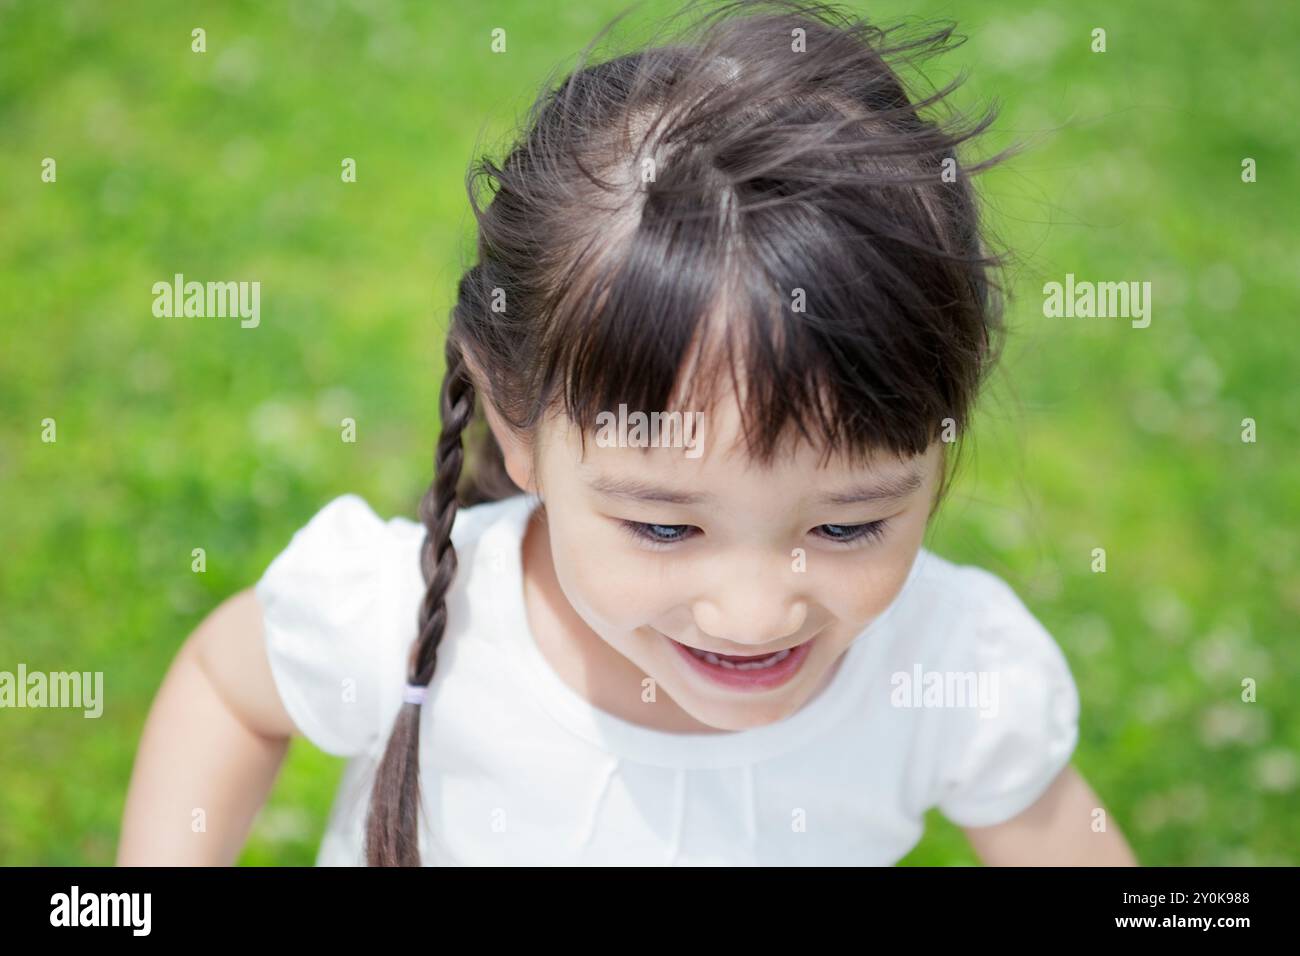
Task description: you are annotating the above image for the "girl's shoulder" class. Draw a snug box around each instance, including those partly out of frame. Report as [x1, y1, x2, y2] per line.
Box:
[256, 491, 531, 590]
[252, 492, 534, 758]
[263, 491, 524, 555]
[881, 550, 1081, 828]
[891, 549, 1074, 674]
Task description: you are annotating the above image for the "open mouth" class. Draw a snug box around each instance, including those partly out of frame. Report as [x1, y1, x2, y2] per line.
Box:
[665, 634, 815, 690]
[679, 644, 793, 671]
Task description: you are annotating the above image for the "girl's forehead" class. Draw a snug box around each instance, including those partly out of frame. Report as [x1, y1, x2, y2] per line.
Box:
[558, 408, 937, 474]
[535, 336, 942, 475]
[568, 436, 939, 517]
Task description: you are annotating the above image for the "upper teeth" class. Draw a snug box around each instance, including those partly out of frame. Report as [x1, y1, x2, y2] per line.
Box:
[687, 646, 791, 670]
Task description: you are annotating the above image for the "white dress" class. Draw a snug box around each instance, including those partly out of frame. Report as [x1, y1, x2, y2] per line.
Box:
[254, 493, 1079, 865]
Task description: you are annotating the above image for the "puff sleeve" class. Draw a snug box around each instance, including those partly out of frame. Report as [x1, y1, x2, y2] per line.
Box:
[254, 494, 419, 758]
[931, 570, 1081, 828]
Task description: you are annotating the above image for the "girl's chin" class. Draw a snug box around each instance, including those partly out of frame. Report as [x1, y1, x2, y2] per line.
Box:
[668, 692, 801, 732]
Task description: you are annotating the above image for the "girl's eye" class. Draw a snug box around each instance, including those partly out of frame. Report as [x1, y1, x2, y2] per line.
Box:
[815, 520, 889, 545]
[618, 519, 890, 548]
[619, 521, 697, 547]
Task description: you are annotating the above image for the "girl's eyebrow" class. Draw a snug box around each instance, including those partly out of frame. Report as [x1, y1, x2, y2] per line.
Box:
[819, 468, 924, 504]
[586, 467, 924, 506]
[587, 475, 706, 505]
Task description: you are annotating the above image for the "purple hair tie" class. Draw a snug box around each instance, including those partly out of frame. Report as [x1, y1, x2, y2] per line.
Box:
[403, 683, 428, 706]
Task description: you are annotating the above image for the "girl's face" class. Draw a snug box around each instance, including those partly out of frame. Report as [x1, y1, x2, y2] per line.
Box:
[497, 387, 943, 732]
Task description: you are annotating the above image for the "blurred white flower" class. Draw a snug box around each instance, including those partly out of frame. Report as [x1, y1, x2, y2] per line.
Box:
[1251, 750, 1298, 793]
[1199, 701, 1267, 748]
[1140, 588, 1192, 641]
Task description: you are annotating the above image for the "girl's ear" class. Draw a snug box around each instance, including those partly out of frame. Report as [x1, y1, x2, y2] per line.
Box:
[461, 347, 537, 494]
[485, 401, 536, 495]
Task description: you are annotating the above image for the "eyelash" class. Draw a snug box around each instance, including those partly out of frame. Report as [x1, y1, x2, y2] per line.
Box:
[617, 519, 890, 549]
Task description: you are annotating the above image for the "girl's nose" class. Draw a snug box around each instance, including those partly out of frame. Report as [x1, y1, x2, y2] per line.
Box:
[690, 573, 808, 649]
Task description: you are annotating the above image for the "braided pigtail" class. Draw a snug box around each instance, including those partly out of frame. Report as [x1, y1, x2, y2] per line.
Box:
[363, 333, 476, 866]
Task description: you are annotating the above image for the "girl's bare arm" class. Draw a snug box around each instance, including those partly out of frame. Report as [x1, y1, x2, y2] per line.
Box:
[961, 764, 1138, 866]
[117, 588, 298, 865]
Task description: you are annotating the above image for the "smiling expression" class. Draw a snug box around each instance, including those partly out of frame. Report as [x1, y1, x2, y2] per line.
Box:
[482, 369, 943, 733]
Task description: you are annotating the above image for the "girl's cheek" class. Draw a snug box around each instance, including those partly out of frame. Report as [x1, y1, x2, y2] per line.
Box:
[829, 538, 921, 622]
[851, 559, 912, 619]
[551, 523, 650, 626]
[838, 503, 930, 614]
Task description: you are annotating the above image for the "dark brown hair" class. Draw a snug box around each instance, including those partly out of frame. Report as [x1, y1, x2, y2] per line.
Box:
[365, 0, 1010, 865]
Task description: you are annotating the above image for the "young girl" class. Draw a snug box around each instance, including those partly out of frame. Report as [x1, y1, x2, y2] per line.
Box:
[119, 0, 1136, 866]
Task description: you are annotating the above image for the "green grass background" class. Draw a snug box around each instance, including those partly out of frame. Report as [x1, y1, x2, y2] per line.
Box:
[0, 0, 1295, 865]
